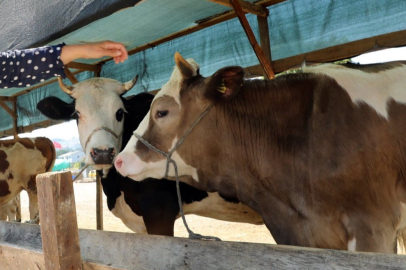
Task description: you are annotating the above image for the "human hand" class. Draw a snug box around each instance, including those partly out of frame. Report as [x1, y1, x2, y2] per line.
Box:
[61, 40, 129, 64]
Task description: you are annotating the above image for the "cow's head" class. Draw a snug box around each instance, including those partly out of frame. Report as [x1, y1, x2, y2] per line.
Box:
[115, 52, 244, 181]
[37, 75, 138, 170]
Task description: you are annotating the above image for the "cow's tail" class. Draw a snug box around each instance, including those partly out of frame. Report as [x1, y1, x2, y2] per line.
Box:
[397, 228, 406, 254]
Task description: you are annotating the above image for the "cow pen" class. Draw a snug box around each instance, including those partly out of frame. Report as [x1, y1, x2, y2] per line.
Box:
[0, 171, 405, 270]
[1, 0, 406, 269]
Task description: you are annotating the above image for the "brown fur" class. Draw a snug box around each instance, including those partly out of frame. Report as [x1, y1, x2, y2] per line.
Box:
[0, 150, 9, 173]
[0, 137, 56, 221]
[135, 67, 406, 253]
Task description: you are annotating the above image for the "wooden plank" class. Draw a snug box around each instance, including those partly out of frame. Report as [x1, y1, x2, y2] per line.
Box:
[67, 62, 102, 72]
[64, 67, 79, 84]
[0, 97, 17, 102]
[257, 15, 272, 78]
[12, 100, 18, 139]
[0, 99, 16, 119]
[96, 174, 103, 230]
[1, 221, 406, 270]
[122, 0, 284, 60]
[0, 243, 45, 270]
[206, 0, 269, 17]
[36, 172, 82, 270]
[230, 0, 275, 79]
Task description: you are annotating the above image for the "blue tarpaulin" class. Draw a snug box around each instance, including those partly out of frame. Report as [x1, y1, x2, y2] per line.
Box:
[0, 0, 405, 135]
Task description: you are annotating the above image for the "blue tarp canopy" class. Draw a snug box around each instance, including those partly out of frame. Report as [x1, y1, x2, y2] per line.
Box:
[0, 0, 406, 136]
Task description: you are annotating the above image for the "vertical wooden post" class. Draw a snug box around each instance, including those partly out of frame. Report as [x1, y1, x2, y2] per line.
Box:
[37, 171, 82, 270]
[12, 99, 18, 139]
[96, 173, 104, 230]
[230, 0, 275, 79]
[257, 15, 272, 77]
[94, 67, 104, 231]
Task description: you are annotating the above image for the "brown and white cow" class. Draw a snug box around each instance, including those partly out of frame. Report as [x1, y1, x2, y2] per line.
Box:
[0, 194, 20, 222]
[0, 137, 55, 222]
[37, 77, 263, 236]
[115, 52, 406, 253]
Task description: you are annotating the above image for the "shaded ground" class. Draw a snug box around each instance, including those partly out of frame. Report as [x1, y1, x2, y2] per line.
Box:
[20, 182, 275, 244]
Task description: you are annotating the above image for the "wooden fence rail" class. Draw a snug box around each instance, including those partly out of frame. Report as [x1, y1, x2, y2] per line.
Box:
[0, 172, 406, 269]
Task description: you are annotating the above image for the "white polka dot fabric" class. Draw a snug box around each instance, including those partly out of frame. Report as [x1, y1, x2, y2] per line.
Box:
[0, 43, 65, 88]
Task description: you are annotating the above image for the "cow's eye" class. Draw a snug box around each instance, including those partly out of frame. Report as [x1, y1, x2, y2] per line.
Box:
[72, 111, 80, 120]
[156, 110, 168, 119]
[116, 108, 125, 122]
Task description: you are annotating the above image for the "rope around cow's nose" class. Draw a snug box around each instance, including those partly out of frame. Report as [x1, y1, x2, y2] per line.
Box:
[132, 103, 220, 241]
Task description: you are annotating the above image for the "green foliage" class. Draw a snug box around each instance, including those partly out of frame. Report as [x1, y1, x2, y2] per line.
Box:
[56, 149, 69, 157]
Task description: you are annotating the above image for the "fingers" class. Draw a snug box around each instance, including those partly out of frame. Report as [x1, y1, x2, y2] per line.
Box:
[100, 41, 128, 64]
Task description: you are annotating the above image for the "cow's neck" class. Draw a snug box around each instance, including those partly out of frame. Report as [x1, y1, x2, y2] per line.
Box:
[176, 74, 319, 192]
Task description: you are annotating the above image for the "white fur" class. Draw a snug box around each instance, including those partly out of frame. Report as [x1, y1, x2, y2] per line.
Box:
[303, 64, 406, 119]
[348, 237, 357, 251]
[71, 78, 126, 169]
[117, 59, 201, 181]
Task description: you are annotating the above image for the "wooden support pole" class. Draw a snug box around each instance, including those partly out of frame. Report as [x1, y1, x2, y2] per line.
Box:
[37, 172, 82, 270]
[64, 67, 79, 84]
[257, 15, 272, 77]
[206, 0, 269, 17]
[96, 173, 103, 231]
[12, 100, 18, 139]
[0, 99, 17, 119]
[230, 0, 275, 79]
[67, 62, 102, 73]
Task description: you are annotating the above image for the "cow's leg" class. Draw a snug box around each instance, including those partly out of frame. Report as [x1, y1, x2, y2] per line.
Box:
[139, 197, 179, 236]
[14, 194, 21, 222]
[27, 191, 40, 224]
[343, 215, 397, 253]
[142, 211, 178, 236]
[0, 209, 7, 220]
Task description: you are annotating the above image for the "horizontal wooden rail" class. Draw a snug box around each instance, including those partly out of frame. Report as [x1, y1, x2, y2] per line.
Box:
[1, 221, 406, 270]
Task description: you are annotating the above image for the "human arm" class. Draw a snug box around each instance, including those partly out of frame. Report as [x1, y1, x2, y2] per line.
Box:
[60, 40, 128, 65]
[0, 40, 128, 89]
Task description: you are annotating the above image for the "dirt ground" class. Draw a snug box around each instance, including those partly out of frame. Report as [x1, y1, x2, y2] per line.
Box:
[19, 182, 406, 254]
[20, 181, 275, 244]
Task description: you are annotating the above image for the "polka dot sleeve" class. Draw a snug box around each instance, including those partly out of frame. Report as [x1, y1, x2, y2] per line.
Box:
[0, 43, 66, 89]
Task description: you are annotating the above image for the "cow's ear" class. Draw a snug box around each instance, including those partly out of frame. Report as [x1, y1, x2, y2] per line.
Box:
[204, 66, 244, 102]
[37, 96, 75, 121]
[175, 52, 195, 79]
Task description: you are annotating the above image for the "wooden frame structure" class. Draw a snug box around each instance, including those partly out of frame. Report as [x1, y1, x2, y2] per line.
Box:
[1, 3, 406, 268]
[0, 172, 406, 270]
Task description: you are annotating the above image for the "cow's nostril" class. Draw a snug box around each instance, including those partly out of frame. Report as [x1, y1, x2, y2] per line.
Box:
[115, 158, 123, 169]
[91, 147, 116, 164]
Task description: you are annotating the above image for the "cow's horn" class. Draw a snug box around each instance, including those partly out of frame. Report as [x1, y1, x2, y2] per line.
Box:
[57, 77, 74, 95]
[122, 75, 139, 91]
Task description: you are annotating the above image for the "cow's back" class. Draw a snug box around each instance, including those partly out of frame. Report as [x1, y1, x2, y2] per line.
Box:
[0, 137, 55, 205]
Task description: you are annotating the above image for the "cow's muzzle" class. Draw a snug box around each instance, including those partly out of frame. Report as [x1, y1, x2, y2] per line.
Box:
[91, 147, 116, 164]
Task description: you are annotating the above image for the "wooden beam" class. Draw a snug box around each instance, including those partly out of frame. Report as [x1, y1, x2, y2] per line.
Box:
[64, 67, 79, 84]
[117, 0, 285, 60]
[257, 15, 272, 77]
[0, 97, 17, 102]
[67, 62, 102, 73]
[37, 172, 82, 270]
[1, 221, 406, 270]
[12, 100, 18, 139]
[96, 174, 104, 231]
[206, 0, 269, 17]
[0, 99, 17, 119]
[230, 0, 275, 79]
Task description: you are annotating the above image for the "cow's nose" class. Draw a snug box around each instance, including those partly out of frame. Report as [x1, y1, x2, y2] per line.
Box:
[115, 156, 123, 169]
[91, 148, 115, 164]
